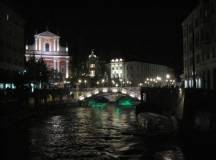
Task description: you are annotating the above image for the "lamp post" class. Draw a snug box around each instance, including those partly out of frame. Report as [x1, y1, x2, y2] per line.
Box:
[84, 79, 87, 91]
[101, 79, 105, 87]
[166, 74, 170, 87]
[76, 79, 82, 100]
[96, 81, 100, 88]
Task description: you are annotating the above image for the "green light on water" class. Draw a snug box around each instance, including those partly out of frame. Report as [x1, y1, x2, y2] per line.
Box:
[119, 99, 132, 106]
[87, 99, 107, 109]
[117, 97, 135, 108]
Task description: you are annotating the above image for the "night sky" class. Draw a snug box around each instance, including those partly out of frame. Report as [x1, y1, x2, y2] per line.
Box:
[3, 0, 198, 75]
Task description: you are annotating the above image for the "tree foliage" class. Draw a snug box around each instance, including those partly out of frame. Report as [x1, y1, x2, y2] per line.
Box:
[24, 56, 49, 86]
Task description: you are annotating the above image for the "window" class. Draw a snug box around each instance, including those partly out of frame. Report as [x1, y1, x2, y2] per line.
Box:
[90, 70, 95, 77]
[45, 43, 49, 52]
[90, 64, 95, 68]
[6, 14, 9, 21]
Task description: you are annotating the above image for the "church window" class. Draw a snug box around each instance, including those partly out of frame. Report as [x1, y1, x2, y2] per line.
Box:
[6, 14, 9, 21]
[45, 43, 49, 52]
[90, 64, 95, 68]
[90, 70, 95, 77]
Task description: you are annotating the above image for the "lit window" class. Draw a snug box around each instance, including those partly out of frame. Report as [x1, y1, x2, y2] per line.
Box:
[6, 14, 9, 21]
[0, 83, 4, 89]
[184, 80, 188, 88]
[90, 64, 95, 68]
[6, 83, 11, 89]
[90, 70, 95, 77]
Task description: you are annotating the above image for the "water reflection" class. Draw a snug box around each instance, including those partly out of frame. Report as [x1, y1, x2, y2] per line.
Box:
[26, 103, 184, 159]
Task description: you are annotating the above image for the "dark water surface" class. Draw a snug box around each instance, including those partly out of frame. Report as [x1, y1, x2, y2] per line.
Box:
[1, 104, 184, 160]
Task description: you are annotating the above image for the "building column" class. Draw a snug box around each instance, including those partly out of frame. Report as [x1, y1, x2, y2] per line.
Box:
[39, 38, 41, 51]
[35, 38, 38, 50]
[56, 39, 57, 51]
[66, 59, 69, 78]
[57, 59, 60, 72]
[57, 39, 59, 51]
[53, 59, 56, 71]
[53, 39, 56, 51]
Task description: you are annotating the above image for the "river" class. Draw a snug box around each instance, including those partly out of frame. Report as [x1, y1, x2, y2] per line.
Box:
[1, 103, 184, 160]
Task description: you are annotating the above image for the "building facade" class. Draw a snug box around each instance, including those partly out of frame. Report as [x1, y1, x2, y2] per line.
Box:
[0, 3, 25, 89]
[86, 49, 99, 78]
[25, 31, 70, 79]
[110, 58, 124, 79]
[182, 0, 216, 89]
[110, 58, 174, 86]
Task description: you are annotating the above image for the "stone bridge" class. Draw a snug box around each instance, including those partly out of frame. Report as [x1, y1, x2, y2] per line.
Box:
[73, 87, 141, 102]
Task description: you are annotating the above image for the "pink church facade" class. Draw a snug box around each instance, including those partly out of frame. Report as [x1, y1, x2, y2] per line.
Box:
[25, 31, 70, 79]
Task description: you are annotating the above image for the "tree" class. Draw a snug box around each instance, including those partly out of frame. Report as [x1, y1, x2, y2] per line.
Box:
[24, 56, 49, 88]
[49, 69, 63, 83]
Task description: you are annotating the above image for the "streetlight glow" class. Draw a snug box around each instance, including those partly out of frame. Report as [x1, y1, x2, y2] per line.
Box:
[156, 76, 162, 81]
[166, 74, 170, 79]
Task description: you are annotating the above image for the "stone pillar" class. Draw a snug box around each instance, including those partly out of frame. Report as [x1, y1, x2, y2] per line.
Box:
[39, 38, 41, 51]
[57, 39, 59, 51]
[56, 39, 57, 51]
[66, 59, 69, 78]
[35, 38, 38, 50]
[53, 59, 56, 71]
[54, 39, 56, 51]
[57, 59, 60, 72]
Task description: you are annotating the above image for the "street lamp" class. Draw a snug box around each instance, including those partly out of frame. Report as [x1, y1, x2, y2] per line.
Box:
[156, 76, 162, 81]
[96, 81, 100, 87]
[101, 79, 105, 87]
[166, 74, 170, 79]
[78, 79, 82, 84]
[84, 79, 87, 90]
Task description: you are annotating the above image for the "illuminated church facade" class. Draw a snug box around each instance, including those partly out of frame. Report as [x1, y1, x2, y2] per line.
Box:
[25, 31, 70, 79]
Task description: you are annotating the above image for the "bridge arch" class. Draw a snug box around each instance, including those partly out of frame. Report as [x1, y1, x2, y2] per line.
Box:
[77, 87, 141, 102]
